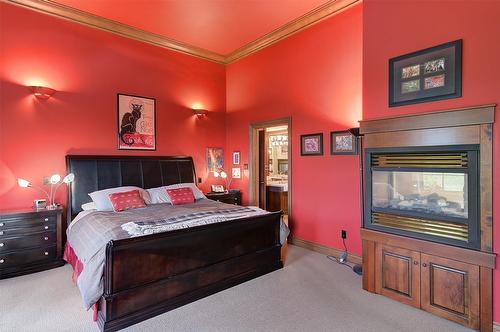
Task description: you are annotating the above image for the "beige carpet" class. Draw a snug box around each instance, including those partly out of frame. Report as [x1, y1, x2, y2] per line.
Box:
[1, 245, 471, 332]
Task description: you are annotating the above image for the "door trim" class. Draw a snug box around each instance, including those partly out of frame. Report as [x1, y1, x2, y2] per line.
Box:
[248, 117, 292, 226]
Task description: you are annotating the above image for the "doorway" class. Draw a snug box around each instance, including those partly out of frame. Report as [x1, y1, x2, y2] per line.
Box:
[249, 117, 291, 228]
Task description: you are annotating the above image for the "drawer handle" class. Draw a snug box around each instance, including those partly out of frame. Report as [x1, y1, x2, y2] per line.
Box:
[0, 223, 4, 227]
[0, 259, 4, 264]
[44, 226, 49, 230]
[0, 231, 3, 235]
[44, 237, 49, 241]
[44, 218, 49, 222]
[44, 252, 49, 256]
[0, 243, 3, 247]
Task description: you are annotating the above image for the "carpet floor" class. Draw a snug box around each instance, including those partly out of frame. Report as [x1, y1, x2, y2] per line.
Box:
[1, 245, 470, 332]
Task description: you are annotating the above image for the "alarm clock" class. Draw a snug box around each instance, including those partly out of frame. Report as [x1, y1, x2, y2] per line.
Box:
[33, 199, 47, 210]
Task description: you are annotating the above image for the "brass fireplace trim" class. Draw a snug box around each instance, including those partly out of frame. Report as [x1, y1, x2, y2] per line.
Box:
[372, 152, 468, 168]
[372, 212, 468, 242]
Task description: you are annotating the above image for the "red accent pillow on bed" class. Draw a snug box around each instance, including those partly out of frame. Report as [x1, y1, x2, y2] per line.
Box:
[108, 189, 146, 212]
[166, 187, 195, 205]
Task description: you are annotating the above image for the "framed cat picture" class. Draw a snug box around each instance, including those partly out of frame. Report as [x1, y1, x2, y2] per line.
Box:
[117, 93, 156, 150]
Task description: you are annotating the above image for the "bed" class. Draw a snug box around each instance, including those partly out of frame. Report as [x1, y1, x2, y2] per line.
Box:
[65, 155, 284, 331]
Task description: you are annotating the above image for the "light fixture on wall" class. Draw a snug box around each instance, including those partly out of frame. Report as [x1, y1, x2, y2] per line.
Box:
[18, 173, 75, 209]
[193, 108, 208, 118]
[29, 86, 56, 99]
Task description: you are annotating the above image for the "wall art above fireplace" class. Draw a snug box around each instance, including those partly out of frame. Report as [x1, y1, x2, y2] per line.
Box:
[389, 40, 462, 107]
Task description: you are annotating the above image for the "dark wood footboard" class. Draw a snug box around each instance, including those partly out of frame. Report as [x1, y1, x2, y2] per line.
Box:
[97, 211, 283, 332]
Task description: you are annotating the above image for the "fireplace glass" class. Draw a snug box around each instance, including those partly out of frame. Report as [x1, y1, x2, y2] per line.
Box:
[372, 171, 468, 219]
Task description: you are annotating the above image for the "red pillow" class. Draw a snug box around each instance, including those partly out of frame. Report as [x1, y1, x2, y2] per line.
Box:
[108, 189, 146, 212]
[166, 187, 195, 205]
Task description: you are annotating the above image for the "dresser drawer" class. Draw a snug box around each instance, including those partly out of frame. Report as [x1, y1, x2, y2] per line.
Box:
[0, 231, 56, 253]
[0, 245, 56, 269]
[0, 215, 56, 229]
[0, 222, 56, 238]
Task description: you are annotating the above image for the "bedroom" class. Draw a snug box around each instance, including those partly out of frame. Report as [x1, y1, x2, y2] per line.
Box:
[0, 0, 498, 331]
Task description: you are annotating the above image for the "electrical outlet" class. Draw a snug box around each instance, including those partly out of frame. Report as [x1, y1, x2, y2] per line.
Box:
[43, 176, 51, 185]
[341, 230, 347, 239]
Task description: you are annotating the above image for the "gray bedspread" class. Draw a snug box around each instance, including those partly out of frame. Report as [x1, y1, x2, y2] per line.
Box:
[67, 199, 288, 310]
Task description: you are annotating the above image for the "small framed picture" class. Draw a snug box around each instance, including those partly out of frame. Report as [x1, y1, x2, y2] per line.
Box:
[211, 184, 224, 193]
[232, 151, 240, 165]
[389, 40, 462, 107]
[330, 131, 357, 155]
[232, 167, 241, 179]
[300, 133, 323, 156]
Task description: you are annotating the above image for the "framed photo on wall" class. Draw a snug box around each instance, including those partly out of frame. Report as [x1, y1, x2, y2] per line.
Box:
[389, 40, 462, 107]
[206, 147, 224, 172]
[330, 130, 357, 155]
[232, 151, 240, 165]
[117, 93, 156, 150]
[300, 133, 323, 156]
[232, 167, 241, 179]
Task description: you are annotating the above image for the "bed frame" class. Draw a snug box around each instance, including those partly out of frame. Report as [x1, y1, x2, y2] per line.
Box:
[66, 155, 283, 331]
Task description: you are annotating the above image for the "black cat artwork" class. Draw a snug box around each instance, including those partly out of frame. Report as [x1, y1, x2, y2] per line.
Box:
[119, 103, 143, 146]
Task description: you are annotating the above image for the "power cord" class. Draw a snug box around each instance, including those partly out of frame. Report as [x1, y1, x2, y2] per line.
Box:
[326, 238, 361, 275]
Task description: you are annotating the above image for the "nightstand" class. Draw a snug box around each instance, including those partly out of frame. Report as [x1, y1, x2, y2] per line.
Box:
[0, 207, 64, 279]
[206, 191, 242, 205]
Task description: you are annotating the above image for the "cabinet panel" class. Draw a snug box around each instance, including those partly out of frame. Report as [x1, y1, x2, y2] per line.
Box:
[375, 244, 420, 308]
[421, 254, 479, 329]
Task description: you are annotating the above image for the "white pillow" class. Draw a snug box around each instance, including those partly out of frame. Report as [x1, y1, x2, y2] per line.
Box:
[89, 186, 151, 211]
[81, 202, 97, 211]
[146, 183, 205, 204]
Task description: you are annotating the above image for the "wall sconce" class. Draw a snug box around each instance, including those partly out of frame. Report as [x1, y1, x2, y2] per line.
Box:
[193, 109, 208, 118]
[29, 86, 56, 99]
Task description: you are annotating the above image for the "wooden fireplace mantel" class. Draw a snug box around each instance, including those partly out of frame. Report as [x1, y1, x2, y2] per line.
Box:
[359, 104, 495, 134]
[359, 104, 496, 331]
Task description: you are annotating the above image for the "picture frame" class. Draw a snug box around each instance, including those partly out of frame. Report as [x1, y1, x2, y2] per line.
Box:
[300, 133, 323, 156]
[389, 40, 462, 107]
[330, 130, 358, 155]
[232, 151, 240, 165]
[117, 93, 156, 150]
[206, 147, 224, 173]
[232, 167, 241, 179]
[211, 184, 224, 193]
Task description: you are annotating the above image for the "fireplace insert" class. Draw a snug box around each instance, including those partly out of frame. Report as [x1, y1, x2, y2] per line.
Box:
[364, 145, 479, 249]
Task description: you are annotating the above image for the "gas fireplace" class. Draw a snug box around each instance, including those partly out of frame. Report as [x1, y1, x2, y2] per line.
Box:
[364, 145, 480, 249]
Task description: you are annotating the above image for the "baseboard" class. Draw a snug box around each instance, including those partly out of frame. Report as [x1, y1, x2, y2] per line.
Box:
[289, 236, 362, 265]
[493, 321, 500, 332]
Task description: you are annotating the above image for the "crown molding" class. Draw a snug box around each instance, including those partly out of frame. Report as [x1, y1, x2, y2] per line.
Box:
[3, 0, 361, 65]
[225, 0, 361, 63]
[3, 0, 226, 64]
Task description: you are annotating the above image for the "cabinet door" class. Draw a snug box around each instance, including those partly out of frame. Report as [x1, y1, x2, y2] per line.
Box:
[375, 244, 420, 308]
[420, 254, 479, 329]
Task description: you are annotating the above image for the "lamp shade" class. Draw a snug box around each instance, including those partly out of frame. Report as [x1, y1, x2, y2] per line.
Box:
[49, 174, 61, 184]
[220, 171, 227, 179]
[193, 109, 208, 117]
[213, 171, 220, 177]
[18, 178, 31, 188]
[63, 173, 75, 184]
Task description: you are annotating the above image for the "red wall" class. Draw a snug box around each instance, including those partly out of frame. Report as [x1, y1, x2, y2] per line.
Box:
[0, 3, 226, 209]
[226, 5, 363, 254]
[363, 0, 500, 322]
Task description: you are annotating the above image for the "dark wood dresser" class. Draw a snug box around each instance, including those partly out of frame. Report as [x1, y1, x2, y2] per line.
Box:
[206, 191, 242, 205]
[0, 207, 65, 279]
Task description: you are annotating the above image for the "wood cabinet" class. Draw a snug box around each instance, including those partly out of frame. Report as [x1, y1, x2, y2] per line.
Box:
[362, 229, 495, 331]
[0, 207, 65, 279]
[375, 244, 420, 308]
[420, 254, 480, 328]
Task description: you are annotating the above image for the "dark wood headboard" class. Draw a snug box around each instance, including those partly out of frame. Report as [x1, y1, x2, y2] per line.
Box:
[66, 155, 196, 220]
